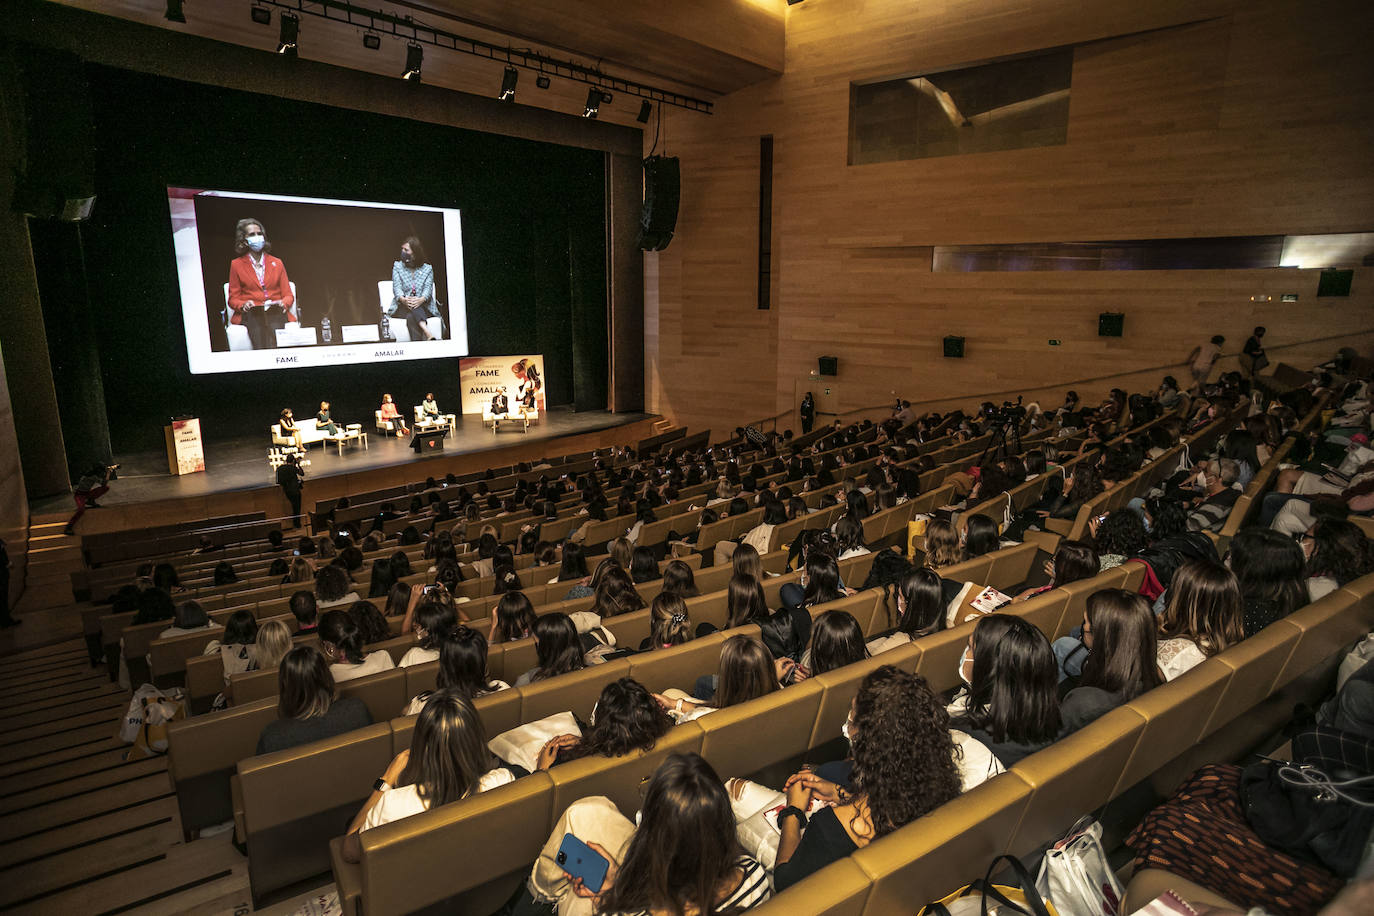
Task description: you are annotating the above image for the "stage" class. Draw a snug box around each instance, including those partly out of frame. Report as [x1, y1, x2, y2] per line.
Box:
[32, 407, 655, 518]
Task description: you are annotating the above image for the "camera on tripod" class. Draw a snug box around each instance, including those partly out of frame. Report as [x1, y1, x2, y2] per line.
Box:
[986, 396, 1026, 427]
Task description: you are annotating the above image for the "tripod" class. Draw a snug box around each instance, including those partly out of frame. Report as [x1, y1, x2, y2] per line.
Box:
[978, 417, 1022, 468]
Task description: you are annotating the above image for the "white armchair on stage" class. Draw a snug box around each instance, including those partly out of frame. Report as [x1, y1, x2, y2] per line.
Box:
[222, 282, 300, 351]
[376, 281, 444, 342]
[413, 405, 457, 436]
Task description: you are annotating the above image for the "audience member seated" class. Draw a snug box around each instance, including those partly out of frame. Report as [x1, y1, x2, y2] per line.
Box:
[1303, 518, 1373, 601]
[160, 599, 215, 638]
[378, 393, 410, 437]
[533, 677, 674, 771]
[522, 753, 771, 914]
[659, 560, 700, 600]
[318, 609, 395, 683]
[256, 646, 373, 755]
[514, 613, 586, 686]
[628, 546, 660, 584]
[1018, 540, 1099, 603]
[663, 635, 794, 720]
[347, 600, 391, 645]
[1185, 459, 1241, 532]
[133, 588, 176, 626]
[643, 593, 692, 651]
[1227, 528, 1307, 637]
[204, 609, 257, 693]
[1059, 589, 1164, 731]
[961, 514, 1002, 558]
[949, 615, 1063, 767]
[772, 666, 964, 890]
[1091, 510, 1149, 571]
[254, 619, 293, 672]
[343, 690, 513, 861]
[1155, 561, 1244, 680]
[489, 592, 537, 645]
[291, 590, 319, 634]
[399, 601, 457, 667]
[921, 519, 964, 570]
[800, 610, 870, 676]
[404, 625, 509, 714]
[315, 565, 360, 610]
[868, 568, 945, 654]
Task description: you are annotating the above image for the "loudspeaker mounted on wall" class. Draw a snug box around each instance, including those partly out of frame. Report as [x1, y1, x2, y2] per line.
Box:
[637, 155, 680, 251]
[1098, 312, 1125, 337]
[943, 336, 965, 358]
[818, 356, 838, 376]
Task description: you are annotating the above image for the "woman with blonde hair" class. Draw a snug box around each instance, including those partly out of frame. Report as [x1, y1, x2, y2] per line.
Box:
[254, 619, 293, 671]
[646, 592, 692, 650]
[922, 519, 963, 569]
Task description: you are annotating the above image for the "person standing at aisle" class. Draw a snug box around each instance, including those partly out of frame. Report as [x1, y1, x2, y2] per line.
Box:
[1241, 327, 1268, 381]
[277, 453, 305, 529]
[800, 392, 816, 435]
[1186, 335, 1225, 392]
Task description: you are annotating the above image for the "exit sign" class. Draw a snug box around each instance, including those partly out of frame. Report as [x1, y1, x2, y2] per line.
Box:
[1048, 339, 1062, 346]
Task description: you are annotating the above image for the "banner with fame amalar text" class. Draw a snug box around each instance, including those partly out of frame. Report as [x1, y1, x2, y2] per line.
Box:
[458, 354, 547, 415]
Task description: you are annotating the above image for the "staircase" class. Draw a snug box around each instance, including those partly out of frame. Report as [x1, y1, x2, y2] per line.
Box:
[652, 417, 676, 434]
[17, 515, 83, 615]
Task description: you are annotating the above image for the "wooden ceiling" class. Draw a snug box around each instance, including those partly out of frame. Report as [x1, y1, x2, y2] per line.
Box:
[42, 0, 786, 126]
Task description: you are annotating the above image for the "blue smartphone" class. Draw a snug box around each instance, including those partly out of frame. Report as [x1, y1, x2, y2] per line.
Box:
[556, 833, 609, 894]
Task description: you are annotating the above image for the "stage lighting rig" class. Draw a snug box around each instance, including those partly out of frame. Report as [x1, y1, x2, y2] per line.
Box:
[499, 66, 518, 101]
[277, 13, 299, 56]
[583, 87, 602, 118]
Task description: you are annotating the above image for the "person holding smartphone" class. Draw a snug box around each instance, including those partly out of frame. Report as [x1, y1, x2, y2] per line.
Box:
[522, 753, 770, 914]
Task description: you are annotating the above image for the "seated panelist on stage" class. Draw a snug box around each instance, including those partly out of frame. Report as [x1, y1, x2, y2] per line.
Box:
[227, 217, 295, 350]
[379, 393, 410, 437]
[490, 392, 509, 417]
[388, 236, 440, 342]
[421, 392, 440, 419]
[279, 408, 304, 449]
[317, 400, 340, 437]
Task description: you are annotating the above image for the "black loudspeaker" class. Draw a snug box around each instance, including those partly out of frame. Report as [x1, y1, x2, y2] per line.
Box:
[638, 155, 680, 251]
[1098, 312, 1125, 337]
[943, 336, 965, 358]
[11, 48, 97, 221]
[818, 356, 838, 376]
[410, 431, 447, 453]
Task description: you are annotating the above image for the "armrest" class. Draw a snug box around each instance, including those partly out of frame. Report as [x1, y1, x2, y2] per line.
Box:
[330, 836, 364, 916]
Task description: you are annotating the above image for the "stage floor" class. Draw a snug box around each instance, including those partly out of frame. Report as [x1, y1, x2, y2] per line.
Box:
[32, 407, 651, 513]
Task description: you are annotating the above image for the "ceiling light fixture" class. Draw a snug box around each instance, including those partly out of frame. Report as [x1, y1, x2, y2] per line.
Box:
[583, 87, 601, 118]
[363, 33, 381, 50]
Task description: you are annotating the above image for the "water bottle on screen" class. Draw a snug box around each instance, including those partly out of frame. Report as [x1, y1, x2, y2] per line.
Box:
[321, 316, 332, 343]
[380, 312, 392, 341]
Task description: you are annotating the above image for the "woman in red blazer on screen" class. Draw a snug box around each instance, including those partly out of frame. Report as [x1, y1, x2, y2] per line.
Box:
[227, 217, 296, 350]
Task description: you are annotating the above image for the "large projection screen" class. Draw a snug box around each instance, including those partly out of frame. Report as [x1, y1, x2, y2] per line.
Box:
[168, 188, 469, 374]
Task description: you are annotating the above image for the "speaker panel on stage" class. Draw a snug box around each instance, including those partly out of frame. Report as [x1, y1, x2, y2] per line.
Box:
[410, 430, 447, 453]
[638, 155, 680, 252]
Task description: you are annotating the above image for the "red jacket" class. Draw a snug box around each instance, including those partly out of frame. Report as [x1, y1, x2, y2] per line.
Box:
[228, 254, 296, 323]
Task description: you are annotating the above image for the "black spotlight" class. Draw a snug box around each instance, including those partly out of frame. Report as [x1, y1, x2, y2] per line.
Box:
[402, 43, 423, 82]
[536, 75, 551, 89]
[251, 6, 271, 25]
[277, 14, 299, 56]
[637, 100, 653, 123]
[499, 66, 518, 102]
[583, 86, 601, 118]
[165, 0, 186, 23]
[363, 33, 381, 50]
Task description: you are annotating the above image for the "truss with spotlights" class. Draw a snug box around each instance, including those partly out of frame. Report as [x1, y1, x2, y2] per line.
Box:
[250, 0, 712, 114]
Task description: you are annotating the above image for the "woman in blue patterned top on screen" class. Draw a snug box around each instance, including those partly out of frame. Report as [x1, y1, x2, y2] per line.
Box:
[390, 236, 440, 341]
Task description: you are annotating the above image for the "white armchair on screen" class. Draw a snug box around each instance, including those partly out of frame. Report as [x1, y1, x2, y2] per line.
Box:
[222, 281, 299, 351]
[377, 280, 444, 342]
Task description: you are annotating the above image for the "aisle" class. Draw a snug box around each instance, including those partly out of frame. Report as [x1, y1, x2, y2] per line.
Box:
[0, 640, 262, 914]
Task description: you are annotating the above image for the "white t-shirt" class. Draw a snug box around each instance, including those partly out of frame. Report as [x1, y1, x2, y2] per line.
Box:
[361, 767, 515, 830]
[1157, 638, 1207, 681]
[331, 651, 396, 683]
[318, 592, 361, 609]
[838, 546, 871, 561]
[1307, 576, 1339, 602]
[952, 729, 1004, 790]
[403, 681, 511, 716]
[398, 646, 440, 668]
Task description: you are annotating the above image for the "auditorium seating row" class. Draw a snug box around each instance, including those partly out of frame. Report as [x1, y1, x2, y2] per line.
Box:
[213, 545, 1042, 904]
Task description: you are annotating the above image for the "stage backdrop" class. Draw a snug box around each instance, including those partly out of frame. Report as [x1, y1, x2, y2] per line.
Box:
[459, 355, 547, 414]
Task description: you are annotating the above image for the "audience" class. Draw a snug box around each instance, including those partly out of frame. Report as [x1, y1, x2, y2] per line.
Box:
[318, 609, 396, 683]
[256, 647, 373, 754]
[949, 615, 1062, 767]
[1155, 561, 1245, 680]
[404, 625, 509, 714]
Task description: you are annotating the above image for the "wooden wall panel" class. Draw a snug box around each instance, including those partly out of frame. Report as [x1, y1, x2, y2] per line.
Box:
[645, 0, 1374, 434]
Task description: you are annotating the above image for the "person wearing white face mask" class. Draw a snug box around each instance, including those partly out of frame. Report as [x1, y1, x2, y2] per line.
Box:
[1184, 458, 1241, 533]
[227, 217, 295, 349]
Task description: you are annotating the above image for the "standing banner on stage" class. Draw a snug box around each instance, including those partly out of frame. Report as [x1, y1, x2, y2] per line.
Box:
[458, 355, 546, 414]
[166, 417, 206, 475]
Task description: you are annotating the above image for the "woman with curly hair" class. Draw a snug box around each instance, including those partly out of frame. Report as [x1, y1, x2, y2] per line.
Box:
[771, 666, 964, 890]
[1092, 510, 1149, 571]
[532, 678, 674, 770]
[1302, 517, 1372, 601]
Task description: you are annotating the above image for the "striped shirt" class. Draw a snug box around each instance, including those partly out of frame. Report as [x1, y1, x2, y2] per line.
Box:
[608, 856, 772, 914]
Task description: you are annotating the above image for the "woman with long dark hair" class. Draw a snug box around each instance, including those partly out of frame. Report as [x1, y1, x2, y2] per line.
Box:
[801, 550, 846, 608]
[514, 613, 585, 685]
[256, 646, 372, 754]
[398, 600, 457, 667]
[962, 514, 1001, 558]
[388, 235, 441, 341]
[724, 573, 769, 629]
[950, 615, 1063, 767]
[802, 610, 870, 677]
[1061, 589, 1163, 730]
[525, 753, 771, 912]
[404, 625, 509, 713]
[318, 609, 395, 683]
[1227, 528, 1307, 636]
[343, 690, 510, 861]
[490, 591, 537, 644]
[1156, 561, 1244, 680]
[871, 567, 945, 655]
[533, 678, 674, 771]
[659, 560, 700, 600]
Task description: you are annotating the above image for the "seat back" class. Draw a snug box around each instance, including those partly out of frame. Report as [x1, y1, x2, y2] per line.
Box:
[808, 642, 923, 750]
[698, 679, 824, 778]
[518, 658, 633, 723]
[626, 630, 738, 695]
[547, 722, 705, 820]
[1201, 622, 1301, 738]
[747, 859, 872, 916]
[358, 773, 555, 916]
[166, 697, 278, 838]
[1110, 661, 1230, 798]
[1274, 588, 1365, 688]
[239, 723, 393, 905]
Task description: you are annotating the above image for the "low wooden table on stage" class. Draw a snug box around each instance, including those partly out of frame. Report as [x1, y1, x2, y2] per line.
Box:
[482, 406, 538, 434]
[334, 425, 368, 455]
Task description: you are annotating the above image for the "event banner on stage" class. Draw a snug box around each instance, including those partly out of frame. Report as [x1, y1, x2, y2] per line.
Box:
[458, 355, 546, 414]
[167, 417, 206, 475]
